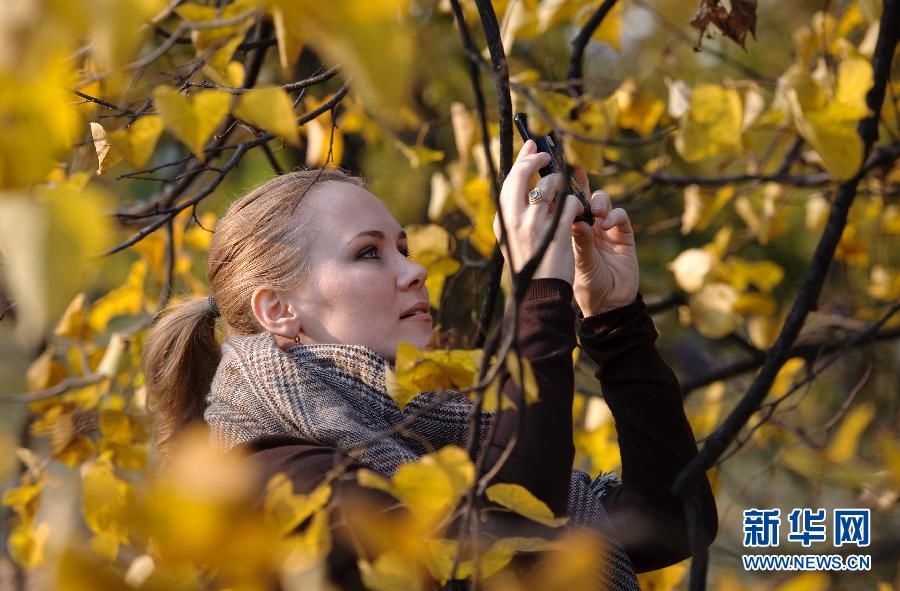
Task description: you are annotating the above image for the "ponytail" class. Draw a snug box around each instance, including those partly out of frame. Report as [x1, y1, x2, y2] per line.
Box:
[142, 296, 220, 466]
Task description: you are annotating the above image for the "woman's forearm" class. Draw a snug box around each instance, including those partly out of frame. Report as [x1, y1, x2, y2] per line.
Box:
[480, 278, 577, 516]
[579, 293, 719, 571]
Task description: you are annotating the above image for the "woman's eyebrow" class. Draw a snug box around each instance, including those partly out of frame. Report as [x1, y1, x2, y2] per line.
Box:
[346, 229, 408, 244]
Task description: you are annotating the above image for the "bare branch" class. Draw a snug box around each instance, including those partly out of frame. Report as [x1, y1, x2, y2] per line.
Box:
[567, 0, 619, 97]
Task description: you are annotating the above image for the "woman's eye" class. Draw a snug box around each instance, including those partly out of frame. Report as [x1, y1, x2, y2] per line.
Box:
[359, 246, 379, 259]
[358, 245, 413, 260]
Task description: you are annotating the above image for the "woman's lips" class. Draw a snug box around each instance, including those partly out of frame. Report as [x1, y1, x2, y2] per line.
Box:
[401, 311, 432, 321]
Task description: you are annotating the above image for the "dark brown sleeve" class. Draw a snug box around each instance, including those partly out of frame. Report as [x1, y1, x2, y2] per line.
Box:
[578, 293, 719, 572]
[479, 278, 577, 517]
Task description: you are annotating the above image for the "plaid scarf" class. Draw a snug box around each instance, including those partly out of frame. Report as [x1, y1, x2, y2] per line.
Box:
[204, 332, 639, 590]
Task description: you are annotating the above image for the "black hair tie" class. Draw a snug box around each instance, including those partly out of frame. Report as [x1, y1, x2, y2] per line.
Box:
[207, 294, 221, 318]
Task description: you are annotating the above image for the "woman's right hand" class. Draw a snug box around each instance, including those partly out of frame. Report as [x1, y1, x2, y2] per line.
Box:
[492, 139, 585, 285]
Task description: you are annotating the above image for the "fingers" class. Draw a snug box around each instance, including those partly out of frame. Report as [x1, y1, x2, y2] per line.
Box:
[559, 193, 585, 232]
[502, 140, 552, 219]
[598, 207, 633, 233]
[590, 190, 612, 216]
[533, 172, 566, 208]
[573, 166, 591, 195]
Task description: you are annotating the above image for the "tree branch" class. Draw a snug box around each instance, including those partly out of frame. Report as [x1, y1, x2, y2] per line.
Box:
[681, 320, 900, 396]
[567, 0, 618, 97]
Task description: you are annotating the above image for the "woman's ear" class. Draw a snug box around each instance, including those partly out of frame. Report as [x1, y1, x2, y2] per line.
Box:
[250, 286, 301, 337]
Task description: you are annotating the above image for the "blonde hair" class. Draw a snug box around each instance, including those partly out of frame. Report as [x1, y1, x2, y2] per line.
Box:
[141, 169, 365, 464]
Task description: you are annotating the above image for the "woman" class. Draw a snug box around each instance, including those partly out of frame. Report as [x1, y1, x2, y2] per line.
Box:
[142, 139, 718, 589]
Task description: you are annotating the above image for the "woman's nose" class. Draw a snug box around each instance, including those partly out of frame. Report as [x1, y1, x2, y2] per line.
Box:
[401, 257, 428, 290]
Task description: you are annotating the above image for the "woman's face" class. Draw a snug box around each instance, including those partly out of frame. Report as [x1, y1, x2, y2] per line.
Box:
[285, 181, 432, 362]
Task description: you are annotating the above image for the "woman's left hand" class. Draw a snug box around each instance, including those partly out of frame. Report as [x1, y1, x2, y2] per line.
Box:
[570, 167, 640, 316]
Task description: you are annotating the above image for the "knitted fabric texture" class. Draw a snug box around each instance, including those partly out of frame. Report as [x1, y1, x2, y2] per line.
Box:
[204, 331, 640, 590]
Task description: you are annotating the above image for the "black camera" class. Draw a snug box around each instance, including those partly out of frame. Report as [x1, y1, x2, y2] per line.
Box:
[513, 112, 594, 226]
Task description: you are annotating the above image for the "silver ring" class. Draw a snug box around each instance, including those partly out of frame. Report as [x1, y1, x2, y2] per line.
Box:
[528, 187, 549, 205]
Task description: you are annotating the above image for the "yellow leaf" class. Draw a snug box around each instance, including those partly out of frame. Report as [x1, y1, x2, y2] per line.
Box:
[54, 293, 89, 340]
[636, 559, 689, 591]
[688, 382, 725, 439]
[2, 482, 44, 521]
[0, 54, 82, 189]
[283, 509, 332, 572]
[505, 351, 538, 404]
[877, 433, 900, 488]
[781, 446, 824, 480]
[668, 248, 716, 293]
[772, 358, 806, 397]
[8, 520, 50, 568]
[748, 314, 782, 349]
[478, 373, 517, 413]
[574, 422, 620, 476]
[26, 347, 67, 392]
[88, 260, 147, 333]
[90, 531, 119, 562]
[716, 258, 785, 293]
[561, 96, 619, 171]
[835, 225, 869, 266]
[733, 292, 776, 316]
[615, 80, 665, 136]
[450, 102, 476, 168]
[82, 455, 134, 544]
[785, 58, 874, 180]
[882, 203, 900, 234]
[106, 115, 164, 169]
[357, 469, 395, 496]
[0, 178, 112, 346]
[89, 122, 123, 174]
[96, 333, 128, 379]
[689, 282, 739, 338]
[675, 84, 743, 162]
[152, 86, 231, 158]
[805, 192, 830, 232]
[424, 538, 514, 584]
[825, 402, 876, 464]
[388, 342, 481, 409]
[867, 265, 900, 300]
[56, 435, 97, 468]
[268, 0, 414, 121]
[454, 177, 496, 258]
[666, 77, 691, 118]
[391, 446, 473, 525]
[485, 483, 568, 528]
[270, 4, 304, 73]
[835, 57, 874, 115]
[234, 86, 299, 145]
[681, 185, 733, 234]
[394, 138, 445, 169]
[263, 473, 331, 535]
[359, 551, 423, 591]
